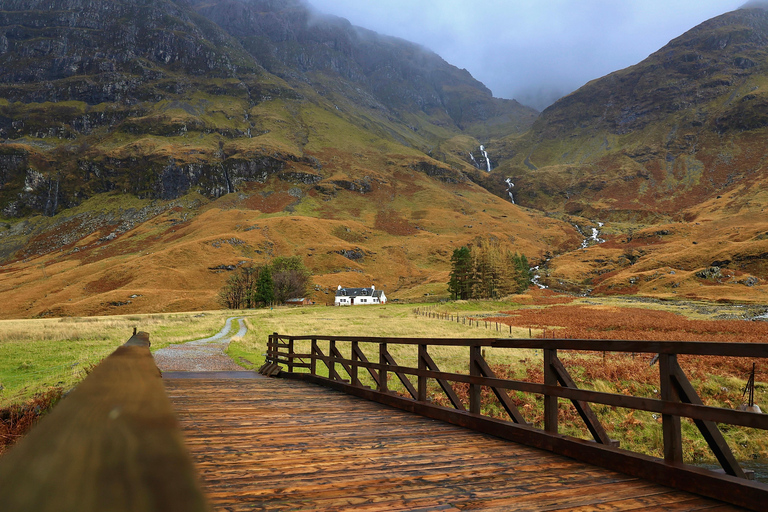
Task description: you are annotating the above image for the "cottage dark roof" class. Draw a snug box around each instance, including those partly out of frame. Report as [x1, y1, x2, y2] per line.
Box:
[336, 287, 384, 298]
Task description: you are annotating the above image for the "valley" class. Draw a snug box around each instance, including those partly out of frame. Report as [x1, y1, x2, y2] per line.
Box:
[0, 0, 766, 316]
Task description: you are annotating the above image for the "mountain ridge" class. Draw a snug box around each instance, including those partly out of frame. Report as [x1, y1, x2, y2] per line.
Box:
[484, 5, 768, 298]
[1, 1, 767, 317]
[0, 0, 566, 318]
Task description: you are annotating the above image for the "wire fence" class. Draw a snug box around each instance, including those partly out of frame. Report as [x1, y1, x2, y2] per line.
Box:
[413, 304, 547, 337]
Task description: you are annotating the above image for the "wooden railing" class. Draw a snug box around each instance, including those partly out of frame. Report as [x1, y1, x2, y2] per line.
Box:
[0, 332, 209, 512]
[267, 333, 768, 511]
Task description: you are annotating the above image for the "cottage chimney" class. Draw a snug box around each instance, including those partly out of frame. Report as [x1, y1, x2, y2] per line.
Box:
[338, 285, 342, 290]
[371, 285, 375, 291]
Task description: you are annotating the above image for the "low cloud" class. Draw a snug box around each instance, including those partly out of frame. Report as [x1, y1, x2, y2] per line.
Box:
[307, 0, 745, 110]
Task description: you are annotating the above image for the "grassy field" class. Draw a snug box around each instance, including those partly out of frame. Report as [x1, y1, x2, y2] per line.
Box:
[228, 301, 533, 369]
[0, 310, 249, 407]
[1, 298, 766, 465]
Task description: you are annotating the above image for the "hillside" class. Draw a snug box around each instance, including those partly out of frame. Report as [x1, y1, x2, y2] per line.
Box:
[0, 0, 566, 318]
[2, 1, 767, 316]
[485, 5, 768, 300]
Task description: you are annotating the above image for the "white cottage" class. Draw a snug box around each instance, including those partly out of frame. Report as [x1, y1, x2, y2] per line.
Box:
[334, 285, 387, 306]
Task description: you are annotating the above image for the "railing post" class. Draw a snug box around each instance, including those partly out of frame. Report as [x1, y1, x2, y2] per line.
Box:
[469, 345, 481, 414]
[379, 342, 388, 393]
[287, 338, 294, 373]
[269, 332, 277, 362]
[310, 338, 317, 375]
[660, 353, 683, 464]
[544, 348, 558, 434]
[329, 339, 337, 381]
[351, 341, 360, 386]
[418, 344, 427, 402]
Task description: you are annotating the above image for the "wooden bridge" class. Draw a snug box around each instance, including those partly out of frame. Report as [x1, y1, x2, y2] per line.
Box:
[1, 331, 767, 511]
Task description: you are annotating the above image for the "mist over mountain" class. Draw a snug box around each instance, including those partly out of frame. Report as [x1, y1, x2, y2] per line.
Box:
[494, 5, 768, 218]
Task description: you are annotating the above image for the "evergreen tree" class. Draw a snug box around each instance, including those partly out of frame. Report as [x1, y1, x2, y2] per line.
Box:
[448, 246, 473, 299]
[511, 253, 533, 293]
[254, 265, 275, 305]
[447, 240, 532, 300]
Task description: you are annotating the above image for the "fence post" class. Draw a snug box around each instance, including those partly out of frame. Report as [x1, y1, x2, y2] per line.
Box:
[544, 348, 558, 434]
[329, 339, 337, 381]
[270, 332, 277, 362]
[379, 343, 388, 393]
[418, 344, 427, 402]
[351, 341, 360, 386]
[310, 338, 317, 375]
[660, 353, 683, 464]
[470, 345, 482, 414]
[287, 338, 294, 373]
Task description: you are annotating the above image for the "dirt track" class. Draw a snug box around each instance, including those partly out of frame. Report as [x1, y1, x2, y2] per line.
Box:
[153, 317, 246, 371]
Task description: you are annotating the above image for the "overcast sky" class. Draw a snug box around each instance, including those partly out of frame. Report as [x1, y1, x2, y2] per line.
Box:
[307, 0, 746, 110]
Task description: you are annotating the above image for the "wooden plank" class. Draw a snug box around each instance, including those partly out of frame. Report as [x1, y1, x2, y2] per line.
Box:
[469, 345, 482, 414]
[288, 373, 762, 511]
[544, 348, 558, 434]
[352, 343, 380, 388]
[661, 354, 684, 464]
[417, 344, 427, 402]
[379, 343, 388, 393]
[473, 352, 527, 424]
[329, 342, 354, 382]
[165, 376, 748, 512]
[0, 332, 209, 512]
[382, 348, 418, 399]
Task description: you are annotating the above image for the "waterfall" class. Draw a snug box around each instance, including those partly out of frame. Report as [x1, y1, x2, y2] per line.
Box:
[480, 145, 492, 173]
[505, 178, 515, 204]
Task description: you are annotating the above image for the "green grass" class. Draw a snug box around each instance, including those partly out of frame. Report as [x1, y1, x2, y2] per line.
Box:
[0, 310, 244, 406]
[2, 302, 766, 465]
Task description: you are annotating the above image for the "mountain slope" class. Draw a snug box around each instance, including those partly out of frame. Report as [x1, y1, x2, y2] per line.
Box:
[485, 5, 768, 298]
[0, 0, 566, 318]
[493, 6, 768, 219]
[0, 0, 536, 219]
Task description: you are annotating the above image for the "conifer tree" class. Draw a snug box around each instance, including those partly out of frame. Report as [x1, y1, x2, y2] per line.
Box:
[254, 265, 275, 305]
[448, 246, 473, 299]
[447, 240, 532, 299]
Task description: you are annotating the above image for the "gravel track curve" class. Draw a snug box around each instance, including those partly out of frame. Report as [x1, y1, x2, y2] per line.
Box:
[153, 317, 247, 372]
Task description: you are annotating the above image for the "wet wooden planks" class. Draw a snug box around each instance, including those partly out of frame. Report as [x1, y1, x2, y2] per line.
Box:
[164, 377, 744, 512]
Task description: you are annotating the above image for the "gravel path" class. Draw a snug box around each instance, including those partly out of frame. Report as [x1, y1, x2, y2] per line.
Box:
[154, 317, 247, 372]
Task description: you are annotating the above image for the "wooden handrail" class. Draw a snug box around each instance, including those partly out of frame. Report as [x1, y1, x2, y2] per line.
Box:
[0, 332, 209, 512]
[269, 334, 767, 356]
[267, 333, 768, 511]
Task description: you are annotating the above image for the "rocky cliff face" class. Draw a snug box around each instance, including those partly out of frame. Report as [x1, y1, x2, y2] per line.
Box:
[0, 0, 535, 219]
[0, 0, 256, 103]
[185, 0, 533, 131]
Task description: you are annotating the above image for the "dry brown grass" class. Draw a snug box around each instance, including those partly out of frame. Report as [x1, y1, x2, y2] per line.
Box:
[0, 166, 578, 319]
[492, 304, 768, 343]
[0, 388, 62, 456]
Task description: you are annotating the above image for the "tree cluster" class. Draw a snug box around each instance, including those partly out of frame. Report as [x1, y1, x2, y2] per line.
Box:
[447, 240, 532, 300]
[219, 256, 312, 309]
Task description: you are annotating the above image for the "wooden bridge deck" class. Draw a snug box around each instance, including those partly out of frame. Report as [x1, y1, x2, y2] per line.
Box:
[164, 376, 742, 512]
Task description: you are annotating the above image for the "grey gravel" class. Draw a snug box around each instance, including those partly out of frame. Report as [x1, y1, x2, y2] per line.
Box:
[154, 317, 247, 372]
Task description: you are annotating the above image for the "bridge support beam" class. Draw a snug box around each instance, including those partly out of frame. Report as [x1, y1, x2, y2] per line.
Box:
[544, 349, 559, 434]
[469, 345, 482, 414]
[660, 354, 684, 464]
